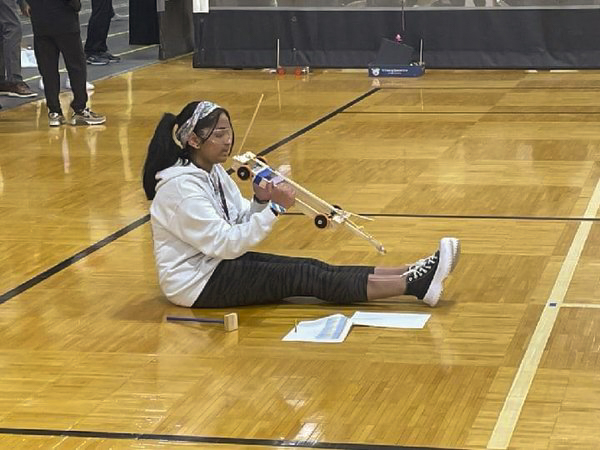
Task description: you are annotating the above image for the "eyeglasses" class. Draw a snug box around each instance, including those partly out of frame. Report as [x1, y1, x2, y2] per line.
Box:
[206, 127, 233, 142]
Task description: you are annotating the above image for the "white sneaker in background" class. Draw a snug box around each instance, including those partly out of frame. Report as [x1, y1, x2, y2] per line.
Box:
[65, 78, 95, 91]
[38, 77, 95, 91]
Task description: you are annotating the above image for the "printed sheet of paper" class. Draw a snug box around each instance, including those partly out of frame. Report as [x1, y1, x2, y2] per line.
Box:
[282, 314, 352, 343]
[351, 311, 430, 329]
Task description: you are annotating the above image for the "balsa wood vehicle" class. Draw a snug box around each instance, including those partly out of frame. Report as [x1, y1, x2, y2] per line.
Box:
[231, 151, 387, 255]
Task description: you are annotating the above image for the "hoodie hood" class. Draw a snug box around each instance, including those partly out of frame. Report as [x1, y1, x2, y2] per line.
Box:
[155, 161, 212, 192]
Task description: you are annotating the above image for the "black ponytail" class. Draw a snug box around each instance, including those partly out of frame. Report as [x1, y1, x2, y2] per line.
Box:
[142, 113, 180, 200]
[142, 101, 234, 200]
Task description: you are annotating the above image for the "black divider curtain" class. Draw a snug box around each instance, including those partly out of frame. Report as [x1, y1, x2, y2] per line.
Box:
[193, 8, 600, 69]
[130, 0, 160, 45]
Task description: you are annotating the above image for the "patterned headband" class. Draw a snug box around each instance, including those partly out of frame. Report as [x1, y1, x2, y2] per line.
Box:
[172, 101, 220, 149]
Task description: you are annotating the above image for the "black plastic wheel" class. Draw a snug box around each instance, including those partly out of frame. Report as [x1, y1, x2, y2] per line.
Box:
[314, 214, 329, 229]
[237, 166, 251, 180]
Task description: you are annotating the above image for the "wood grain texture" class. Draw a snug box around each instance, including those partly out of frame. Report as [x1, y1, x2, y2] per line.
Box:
[1, 61, 599, 449]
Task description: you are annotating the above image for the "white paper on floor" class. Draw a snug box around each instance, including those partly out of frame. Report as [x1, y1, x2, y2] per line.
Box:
[282, 313, 352, 343]
[282, 312, 430, 343]
[351, 311, 430, 329]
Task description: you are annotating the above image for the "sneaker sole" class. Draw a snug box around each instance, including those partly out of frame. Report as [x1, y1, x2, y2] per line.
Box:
[448, 237, 460, 273]
[7, 92, 38, 98]
[70, 120, 106, 126]
[422, 237, 459, 307]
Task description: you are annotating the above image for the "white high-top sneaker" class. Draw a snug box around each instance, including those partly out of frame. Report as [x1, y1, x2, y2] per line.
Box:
[405, 237, 460, 307]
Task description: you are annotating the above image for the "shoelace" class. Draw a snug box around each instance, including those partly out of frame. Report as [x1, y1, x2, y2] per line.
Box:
[407, 255, 437, 282]
[410, 254, 438, 271]
[407, 265, 427, 282]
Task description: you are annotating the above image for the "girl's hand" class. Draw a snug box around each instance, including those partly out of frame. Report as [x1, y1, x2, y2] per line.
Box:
[253, 180, 273, 202]
[271, 184, 296, 210]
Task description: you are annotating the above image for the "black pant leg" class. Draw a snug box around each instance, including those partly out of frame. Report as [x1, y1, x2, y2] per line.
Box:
[33, 35, 62, 114]
[194, 253, 373, 308]
[54, 32, 88, 113]
[243, 251, 374, 275]
[84, 0, 113, 55]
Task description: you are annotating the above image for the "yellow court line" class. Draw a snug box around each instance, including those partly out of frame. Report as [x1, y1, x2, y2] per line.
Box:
[487, 175, 600, 449]
[560, 303, 600, 309]
[113, 45, 158, 57]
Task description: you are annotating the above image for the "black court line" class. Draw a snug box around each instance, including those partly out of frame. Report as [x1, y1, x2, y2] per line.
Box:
[0, 88, 379, 306]
[0, 215, 150, 305]
[341, 111, 600, 115]
[257, 89, 380, 158]
[377, 86, 600, 91]
[0, 428, 460, 450]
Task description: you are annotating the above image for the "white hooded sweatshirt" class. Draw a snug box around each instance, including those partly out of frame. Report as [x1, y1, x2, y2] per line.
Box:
[150, 161, 277, 306]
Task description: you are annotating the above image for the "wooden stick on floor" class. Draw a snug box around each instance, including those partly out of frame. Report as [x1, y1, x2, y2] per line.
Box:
[166, 313, 239, 332]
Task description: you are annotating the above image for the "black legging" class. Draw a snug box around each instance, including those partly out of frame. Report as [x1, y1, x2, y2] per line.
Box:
[193, 252, 375, 308]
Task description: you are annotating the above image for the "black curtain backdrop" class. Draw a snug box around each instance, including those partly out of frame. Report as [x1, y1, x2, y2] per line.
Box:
[193, 8, 600, 69]
[130, 0, 160, 45]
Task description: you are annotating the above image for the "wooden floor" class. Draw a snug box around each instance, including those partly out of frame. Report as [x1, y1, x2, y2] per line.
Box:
[1, 59, 600, 449]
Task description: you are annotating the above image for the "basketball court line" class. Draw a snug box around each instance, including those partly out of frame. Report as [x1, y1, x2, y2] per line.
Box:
[375, 86, 600, 91]
[0, 216, 150, 305]
[487, 165, 600, 449]
[364, 213, 600, 222]
[342, 111, 600, 115]
[561, 303, 600, 309]
[0, 427, 459, 450]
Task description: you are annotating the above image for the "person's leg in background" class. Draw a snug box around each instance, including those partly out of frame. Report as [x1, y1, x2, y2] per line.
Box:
[56, 31, 105, 126]
[0, 0, 35, 97]
[38, 55, 96, 92]
[33, 34, 64, 125]
[84, 0, 120, 65]
[55, 33, 87, 113]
